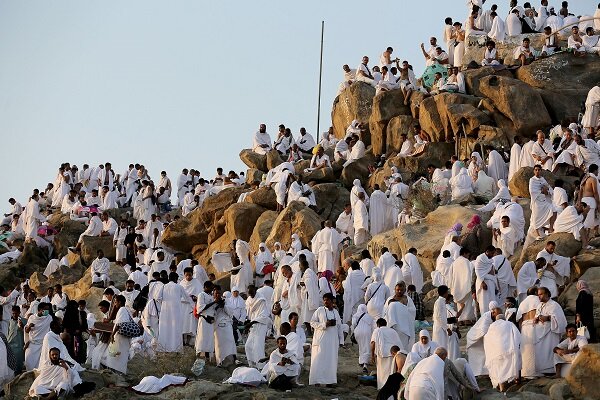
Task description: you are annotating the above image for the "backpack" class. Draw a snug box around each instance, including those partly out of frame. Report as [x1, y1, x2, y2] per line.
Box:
[132, 283, 150, 312]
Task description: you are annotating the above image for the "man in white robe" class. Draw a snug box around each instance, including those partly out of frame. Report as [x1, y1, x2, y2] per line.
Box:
[574, 135, 600, 170]
[554, 202, 595, 248]
[194, 281, 215, 359]
[382, 283, 416, 352]
[252, 123, 272, 155]
[533, 287, 567, 375]
[506, 9, 522, 36]
[143, 272, 164, 338]
[493, 248, 517, 301]
[449, 168, 473, 200]
[484, 313, 521, 391]
[529, 165, 554, 239]
[38, 319, 84, 371]
[467, 302, 501, 376]
[536, 241, 572, 298]
[508, 137, 522, 181]
[314, 220, 343, 273]
[553, 323, 588, 377]
[489, 12, 506, 42]
[265, 336, 301, 384]
[493, 215, 518, 257]
[77, 212, 102, 246]
[405, 347, 447, 400]
[531, 131, 554, 171]
[244, 285, 271, 368]
[29, 348, 81, 398]
[309, 293, 344, 385]
[24, 194, 46, 242]
[90, 250, 110, 287]
[370, 318, 401, 389]
[335, 204, 353, 237]
[296, 127, 316, 155]
[473, 247, 498, 315]
[369, 185, 388, 236]
[180, 267, 203, 344]
[157, 273, 190, 352]
[342, 261, 367, 323]
[299, 260, 319, 326]
[432, 285, 451, 351]
[353, 192, 369, 246]
[449, 247, 475, 323]
[402, 248, 424, 293]
[24, 303, 53, 370]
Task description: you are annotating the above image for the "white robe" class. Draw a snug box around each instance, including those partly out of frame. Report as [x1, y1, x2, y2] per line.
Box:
[534, 300, 567, 374]
[529, 176, 553, 231]
[405, 354, 445, 400]
[449, 168, 473, 200]
[553, 206, 584, 242]
[24, 314, 52, 370]
[484, 319, 521, 388]
[364, 281, 390, 320]
[29, 361, 80, 397]
[342, 268, 367, 323]
[516, 295, 541, 378]
[157, 282, 189, 352]
[508, 143, 522, 181]
[493, 254, 516, 301]
[371, 326, 401, 389]
[369, 190, 389, 236]
[382, 297, 415, 352]
[180, 278, 203, 336]
[449, 256, 474, 321]
[432, 296, 448, 351]
[309, 306, 344, 385]
[253, 131, 272, 155]
[351, 305, 374, 365]
[402, 253, 424, 293]
[487, 150, 507, 182]
[466, 311, 494, 376]
[489, 16, 506, 42]
[473, 254, 498, 315]
[244, 295, 270, 366]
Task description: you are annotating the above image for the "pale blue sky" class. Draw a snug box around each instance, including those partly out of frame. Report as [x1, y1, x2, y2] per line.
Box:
[0, 0, 596, 209]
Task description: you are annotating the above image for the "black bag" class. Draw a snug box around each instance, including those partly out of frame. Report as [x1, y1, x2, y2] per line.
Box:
[117, 314, 143, 338]
[132, 283, 150, 312]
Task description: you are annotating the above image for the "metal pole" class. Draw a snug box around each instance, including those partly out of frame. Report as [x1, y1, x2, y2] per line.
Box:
[316, 20, 324, 143]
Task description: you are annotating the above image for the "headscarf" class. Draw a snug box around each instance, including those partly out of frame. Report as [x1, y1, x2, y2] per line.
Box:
[414, 329, 437, 358]
[467, 214, 481, 230]
[576, 280, 591, 294]
[470, 152, 483, 167]
[320, 270, 334, 281]
[488, 301, 499, 311]
[448, 223, 463, 234]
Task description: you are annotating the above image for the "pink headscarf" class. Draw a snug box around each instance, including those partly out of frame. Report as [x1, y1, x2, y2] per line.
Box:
[467, 215, 481, 230]
[448, 223, 463, 234]
[319, 270, 334, 281]
[576, 280, 591, 294]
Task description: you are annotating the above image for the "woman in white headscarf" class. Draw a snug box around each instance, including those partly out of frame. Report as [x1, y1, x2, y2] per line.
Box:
[473, 170, 496, 201]
[478, 179, 511, 212]
[351, 304, 375, 372]
[468, 152, 483, 180]
[289, 234, 302, 256]
[410, 329, 439, 361]
[254, 243, 273, 287]
[449, 168, 473, 200]
[350, 179, 369, 210]
[320, 130, 339, 150]
[272, 242, 286, 267]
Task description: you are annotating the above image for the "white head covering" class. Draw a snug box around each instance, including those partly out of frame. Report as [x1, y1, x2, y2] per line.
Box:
[471, 152, 483, 166]
[232, 286, 239, 293]
[488, 301, 499, 311]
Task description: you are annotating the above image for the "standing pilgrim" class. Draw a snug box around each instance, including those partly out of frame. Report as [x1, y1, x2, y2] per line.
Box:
[244, 285, 271, 368]
[309, 293, 344, 386]
[353, 192, 369, 246]
[533, 287, 567, 375]
[529, 164, 554, 239]
[157, 272, 190, 352]
[473, 246, 498, 316]
[370, 318, 401, 390]
[484, 312, 522, 392]
[432, 285, 451, 352]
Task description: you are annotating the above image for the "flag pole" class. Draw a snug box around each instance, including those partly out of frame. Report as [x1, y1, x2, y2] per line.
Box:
[316, 20, 324, 143]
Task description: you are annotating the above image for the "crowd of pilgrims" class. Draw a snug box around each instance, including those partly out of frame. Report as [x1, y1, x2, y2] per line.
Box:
[0, 2, 600, 400]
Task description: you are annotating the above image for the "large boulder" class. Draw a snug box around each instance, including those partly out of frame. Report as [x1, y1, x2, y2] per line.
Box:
[302, 167, 336, 184]
[462, 66, 513, 97]
[245, 168, 264, 185]
[249, 210, 278, 250]
[244, 186, 277, 210]
[538, 88, 585, 125]
[476, 125, 510, 150]
[368, 205, 490, 272]
[266, 201, 323, 250]
[340, 152, 377, 188]
[516, 52, 600, 92]
[446, 104, 492, 136]
[566, 343, 600, 399]
[312, 183, 351, 222]
[80, 236, 115, 265]
[369, 89, 411, 154]
[418, 97, 445, 141]
[18, 242, 49, 276]
[386, 115, 414, 154]
[47, 212, 86, 257]
[28, 262, 86, 295]
[331, 82, 375, 142]
[239, 149, 267, 172]
[162, 187, 245, 253]
[434, 93, 482, 139]
[388, 143, 456, 174]
[222, 202, 266, 243]
[266, 148, 283, 170]
[509, 167, 578, 199]
[479, 75, 552, 136]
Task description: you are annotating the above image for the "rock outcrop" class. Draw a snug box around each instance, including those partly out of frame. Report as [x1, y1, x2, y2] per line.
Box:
[331, 82, 375, 143]
[265, 201, 323, 250]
